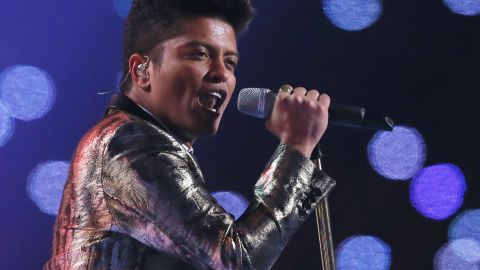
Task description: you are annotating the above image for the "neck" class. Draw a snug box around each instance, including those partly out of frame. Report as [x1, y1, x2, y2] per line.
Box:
[125, 90, 195, 149]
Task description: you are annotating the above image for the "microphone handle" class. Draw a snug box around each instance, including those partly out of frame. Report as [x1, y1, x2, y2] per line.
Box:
[329, 104, 394, 131]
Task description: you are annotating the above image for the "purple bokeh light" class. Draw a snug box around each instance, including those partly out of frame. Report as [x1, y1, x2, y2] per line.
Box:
[212, 191, 249, 220]
[368, 126, 426, 181]
[336, 235, 391, 270]
[410, 164, 466, 220]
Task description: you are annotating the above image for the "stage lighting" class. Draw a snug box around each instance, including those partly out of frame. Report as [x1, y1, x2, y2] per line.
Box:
[443, 0, 480, 16]
[368, 126, 426, 181]
[434, 239, 480, 269]
[336, 235, 391, 270]
[113, 0, 132, 19]
[449, 209, 480, 243]
[211, 191, 249, 220]
[0, 65, 56, 121]
[410, 164, 466, 220]
[0, 104, 14, 147]
[322, 0, 382, 31]
[27, 161, 70, 215]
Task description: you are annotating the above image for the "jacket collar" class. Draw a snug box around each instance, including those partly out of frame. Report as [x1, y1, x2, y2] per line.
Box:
[106, 93, 160, 127]
[106, 93, 195, 154]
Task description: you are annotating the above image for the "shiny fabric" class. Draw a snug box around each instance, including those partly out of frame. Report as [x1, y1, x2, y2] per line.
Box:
[45, 94, 335, 270]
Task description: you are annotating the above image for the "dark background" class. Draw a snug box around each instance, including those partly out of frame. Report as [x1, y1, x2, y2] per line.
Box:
[0, 0, 479, 269]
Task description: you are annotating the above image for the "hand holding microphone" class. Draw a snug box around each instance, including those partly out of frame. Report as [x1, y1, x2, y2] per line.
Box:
[265, 85, 330, 158]
[238, 85, 394, 157]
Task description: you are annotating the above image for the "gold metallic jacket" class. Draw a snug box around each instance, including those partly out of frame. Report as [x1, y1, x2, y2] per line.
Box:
[45, 94, 335, 270]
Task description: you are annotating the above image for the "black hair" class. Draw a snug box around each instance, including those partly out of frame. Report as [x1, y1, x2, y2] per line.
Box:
[121, 0, 255, 92]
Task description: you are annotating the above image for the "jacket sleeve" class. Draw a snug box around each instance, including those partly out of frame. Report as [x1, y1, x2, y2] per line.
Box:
[101, 120, 335, 270]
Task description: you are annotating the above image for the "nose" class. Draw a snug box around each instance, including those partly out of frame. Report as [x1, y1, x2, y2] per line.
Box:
[205, 58, 230, 83]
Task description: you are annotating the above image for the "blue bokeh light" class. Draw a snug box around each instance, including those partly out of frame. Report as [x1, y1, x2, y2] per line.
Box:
[410, 164, 466, 220]
[0, 65, 56, 121]
[449, 209, 480, 243]
[368, 126, 426, 181]
[113, 0, 132, 19]
[443, 0, 480, 16]
[212, 191, 249, 220]
[336, 235, 391, 270]
[0, 104, 14, 147]
[27, 161, 70, 215]
[323, 0, 382, 31]
[435, 239, 480, 269]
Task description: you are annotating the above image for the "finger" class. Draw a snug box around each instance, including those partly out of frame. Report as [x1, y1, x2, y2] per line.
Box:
[318, 93, 331, 108]
[292, 87, 307, 96]
[277, 90, 290, 100]
[306, 89, 320, 101]
[277, 84, 293, 99]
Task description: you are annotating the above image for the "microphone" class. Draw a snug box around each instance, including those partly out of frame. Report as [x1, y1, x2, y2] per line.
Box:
[237, 87, 394, 131]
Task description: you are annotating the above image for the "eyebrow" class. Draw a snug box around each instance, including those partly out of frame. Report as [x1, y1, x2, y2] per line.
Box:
[183, 41, 240, 59]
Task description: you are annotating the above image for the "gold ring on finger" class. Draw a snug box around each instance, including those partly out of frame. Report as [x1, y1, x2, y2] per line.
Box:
[279, 84, 294, 94]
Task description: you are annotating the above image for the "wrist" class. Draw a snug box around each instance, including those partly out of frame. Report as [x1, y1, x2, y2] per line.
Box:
[280, 139, 315, 158]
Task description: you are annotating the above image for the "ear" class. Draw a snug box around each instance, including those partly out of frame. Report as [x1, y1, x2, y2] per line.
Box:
[128, 54, 151, 90]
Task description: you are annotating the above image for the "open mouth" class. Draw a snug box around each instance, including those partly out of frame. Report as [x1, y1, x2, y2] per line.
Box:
[198, 90, 226, 113]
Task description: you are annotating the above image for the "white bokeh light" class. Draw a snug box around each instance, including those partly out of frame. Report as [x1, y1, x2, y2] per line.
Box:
[27, 161, 70, 215]
[0, 103, 14, 147]
[449, 209, 480, 243]
[368, 126, 426, 181]
[435, 239, 480, 269]
[443, 0, 480, 16]
[323, 0, 382, 31]
[0, 65, 56, 121]
[336, 235, 391, 270]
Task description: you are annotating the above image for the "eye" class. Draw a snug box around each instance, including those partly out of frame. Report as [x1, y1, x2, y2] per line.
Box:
[193, 50, 209, 59]
[225, 58, 238, 71]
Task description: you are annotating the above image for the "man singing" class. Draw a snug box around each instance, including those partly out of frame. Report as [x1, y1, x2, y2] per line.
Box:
[45, 0, 335, 269]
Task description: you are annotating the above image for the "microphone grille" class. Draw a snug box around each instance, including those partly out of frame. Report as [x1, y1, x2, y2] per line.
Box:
[237, 88, 273, 119]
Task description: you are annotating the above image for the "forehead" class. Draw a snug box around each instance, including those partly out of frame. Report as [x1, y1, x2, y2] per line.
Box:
[163, 16, 238, 53]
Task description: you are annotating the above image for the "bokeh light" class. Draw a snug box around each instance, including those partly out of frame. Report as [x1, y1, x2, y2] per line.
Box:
[323, 0, 382, 31]
[368, 126, 426, 181]
[336, 235, 391, 270]
[443, 0, 480, 16]
[410, 164, 466, 220]
[27, 161, 70, 215]
[0, 65, 56, 121]
[0, 104, 14, 147]
[211, 191, 249, 220]
[434, 239, 480, 269]
[449, 209, 480, 243]
[113, 0, 132, 19]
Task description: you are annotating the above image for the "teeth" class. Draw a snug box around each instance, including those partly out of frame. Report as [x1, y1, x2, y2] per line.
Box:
[205, 107, 217, 113]
[209, 92, 222, 100]
[198, 91, 224, 114]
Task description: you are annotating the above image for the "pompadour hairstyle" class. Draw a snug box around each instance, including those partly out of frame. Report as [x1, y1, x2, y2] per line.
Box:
[120, 0, 255, 92]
